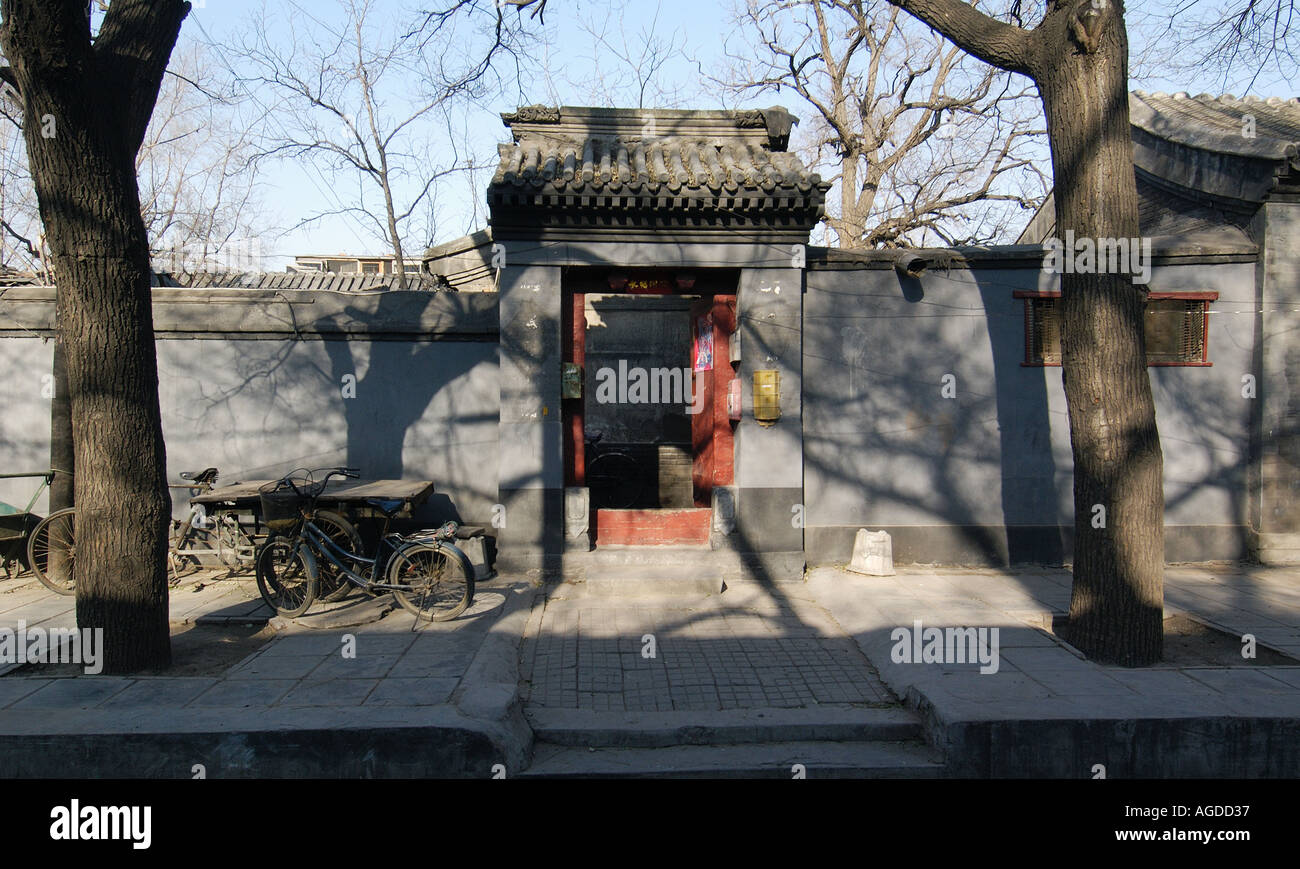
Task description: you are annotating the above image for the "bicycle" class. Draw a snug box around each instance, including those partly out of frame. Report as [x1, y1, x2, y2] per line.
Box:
[167, 467, 361, 599]
[0, 471, 75, 595]
[254, 467, 474, 622]
[167, 468, 253, 582]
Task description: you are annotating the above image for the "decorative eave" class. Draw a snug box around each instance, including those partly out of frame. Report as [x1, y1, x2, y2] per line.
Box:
[488, 105, 828, 242]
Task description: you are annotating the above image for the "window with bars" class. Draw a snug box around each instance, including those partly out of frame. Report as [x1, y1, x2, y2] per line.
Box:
[1016, 291, 1216, 366]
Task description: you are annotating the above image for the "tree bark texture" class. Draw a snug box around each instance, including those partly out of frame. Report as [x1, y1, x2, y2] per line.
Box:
[890, 0, 1163, 664]
[1, 0, 190, 672]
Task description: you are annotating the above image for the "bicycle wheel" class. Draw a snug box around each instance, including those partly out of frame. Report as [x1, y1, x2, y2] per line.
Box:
[310, 510, 364, 602]
[255, 535, 317, 618]
[27, 507, 75, 596]
[387, 542, 473, 622]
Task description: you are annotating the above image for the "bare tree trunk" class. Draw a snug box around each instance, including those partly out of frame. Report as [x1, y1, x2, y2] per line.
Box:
[1037, 9, 1163, 666]
[2, 0, 190, 672]
[888, 0, 1163, 665]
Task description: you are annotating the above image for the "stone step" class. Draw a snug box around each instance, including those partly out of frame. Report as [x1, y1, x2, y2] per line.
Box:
[526, 706, 924, 748]
[560, 548, 806, 586]
[570, 571, 724, 597]
[518, 739, 946, 778]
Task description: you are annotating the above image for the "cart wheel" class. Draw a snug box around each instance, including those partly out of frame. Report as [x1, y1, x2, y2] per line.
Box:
[28, 508, 76, 596]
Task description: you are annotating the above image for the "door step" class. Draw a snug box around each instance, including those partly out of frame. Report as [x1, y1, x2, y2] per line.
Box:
[575, 569, 724, 598]
[527, 706, 923, 747]
[518, 707, 945, 778]
[520, 739, 944, 779]
[559, 548, 806, 592]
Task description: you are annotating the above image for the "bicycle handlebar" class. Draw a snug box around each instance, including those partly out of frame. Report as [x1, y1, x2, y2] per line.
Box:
[274, 466, 361, 499]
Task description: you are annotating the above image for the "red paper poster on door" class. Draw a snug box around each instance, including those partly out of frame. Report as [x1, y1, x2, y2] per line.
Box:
[694, 312, 714, 372]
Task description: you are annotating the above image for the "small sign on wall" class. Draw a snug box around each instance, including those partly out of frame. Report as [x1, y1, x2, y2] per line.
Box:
[562, 362, 583, 399]
[694, 313, 714, 372]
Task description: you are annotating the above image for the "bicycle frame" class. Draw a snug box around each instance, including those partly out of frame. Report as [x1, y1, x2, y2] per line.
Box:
[167, 472, 256, 576]
[172, 509, 255, 564]
[292, 517, 413, 593]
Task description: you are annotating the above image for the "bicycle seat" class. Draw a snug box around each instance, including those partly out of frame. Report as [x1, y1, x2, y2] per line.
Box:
[366, 498, 405, 517]
[180, 467, 219, 484]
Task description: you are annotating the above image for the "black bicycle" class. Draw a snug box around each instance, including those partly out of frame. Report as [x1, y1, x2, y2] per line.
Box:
[0, 471, 74, 593]
[254, 467, 474, 622]
[167, 466, 361, 598]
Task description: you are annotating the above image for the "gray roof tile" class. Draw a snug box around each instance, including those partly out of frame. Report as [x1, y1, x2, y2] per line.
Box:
[1131, 91, 1300, 162]
[151, 271, 442, 292]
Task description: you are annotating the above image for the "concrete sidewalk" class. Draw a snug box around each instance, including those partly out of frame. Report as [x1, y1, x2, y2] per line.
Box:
[0, 570, 538, 777]
[807, 564, 1300, 777]
[0, 562, 1296, 777]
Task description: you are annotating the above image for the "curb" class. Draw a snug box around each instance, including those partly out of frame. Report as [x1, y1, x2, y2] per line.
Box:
[450, 579, 542, 777]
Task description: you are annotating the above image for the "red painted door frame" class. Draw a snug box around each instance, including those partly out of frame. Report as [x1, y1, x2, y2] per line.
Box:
[690, 295, 737, 507]
[562, 272, 737, 546]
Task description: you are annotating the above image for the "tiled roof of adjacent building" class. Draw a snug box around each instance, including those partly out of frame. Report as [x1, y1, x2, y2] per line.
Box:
[487, 106, 829, 241]
[491, 132, 822, 195]
[1129, 90, 1300, 205]
[422, 228, 497, 293]
[1130, 90, 1300, 162]
[1018, 91, 1296, 246]
[152, 271, 447, 291]
[2, 270, 451, 293]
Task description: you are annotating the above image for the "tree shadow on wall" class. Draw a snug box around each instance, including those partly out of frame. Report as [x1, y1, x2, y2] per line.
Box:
[799, 264, 1065, 567]
[317, 291, 488, 480]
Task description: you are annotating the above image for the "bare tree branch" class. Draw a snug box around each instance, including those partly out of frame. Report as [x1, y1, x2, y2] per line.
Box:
[717, 0, 1047, 248]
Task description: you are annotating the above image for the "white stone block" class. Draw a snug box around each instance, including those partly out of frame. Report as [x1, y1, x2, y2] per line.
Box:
[847, 529, 895, 576]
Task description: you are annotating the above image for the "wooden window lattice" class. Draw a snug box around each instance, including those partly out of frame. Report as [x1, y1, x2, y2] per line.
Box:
[1025, 296, 1208, 365]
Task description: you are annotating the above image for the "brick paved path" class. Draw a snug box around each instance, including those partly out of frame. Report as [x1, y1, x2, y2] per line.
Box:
[519, 589, 896, 712]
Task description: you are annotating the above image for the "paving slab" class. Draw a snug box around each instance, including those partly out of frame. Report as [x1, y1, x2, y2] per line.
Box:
[364, 677, 460, 706]
[0, 678, 52, 709]
[278, 678, 379, 707]
[100, 677, 220, 708]
[522, 586, 896, 714]
[11, 677, 133, 709]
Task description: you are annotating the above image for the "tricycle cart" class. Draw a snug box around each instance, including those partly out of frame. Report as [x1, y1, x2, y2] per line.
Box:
[0, 471, 76, 594]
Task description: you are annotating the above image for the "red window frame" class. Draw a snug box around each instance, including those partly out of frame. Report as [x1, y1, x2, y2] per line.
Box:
[1013, 290, 1218, 367]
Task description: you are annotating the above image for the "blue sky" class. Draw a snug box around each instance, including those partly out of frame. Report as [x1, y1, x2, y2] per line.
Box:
[177, 0, 1296, 268]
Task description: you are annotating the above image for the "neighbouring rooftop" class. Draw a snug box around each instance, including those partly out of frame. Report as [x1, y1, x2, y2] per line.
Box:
[1019, 90, 1299, 245]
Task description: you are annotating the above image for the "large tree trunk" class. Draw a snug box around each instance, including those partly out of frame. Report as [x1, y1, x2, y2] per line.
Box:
[887, 0, 1163, 665]
[1, 0, 190, 672]
[1036, 7, 1163, 666]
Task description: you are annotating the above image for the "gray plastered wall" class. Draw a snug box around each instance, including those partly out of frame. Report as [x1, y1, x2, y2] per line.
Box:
[1250, 200, 1300, 562]
[803, 252, 1259, 565]
[495, 263, 564, 571]
[0, 288, 500, 527]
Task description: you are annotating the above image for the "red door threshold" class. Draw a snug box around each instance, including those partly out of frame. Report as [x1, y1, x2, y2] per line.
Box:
[594, 508, 711, 546]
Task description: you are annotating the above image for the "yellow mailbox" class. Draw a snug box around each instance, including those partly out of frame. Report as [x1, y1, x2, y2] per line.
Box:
[753, 370, 780, 426]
